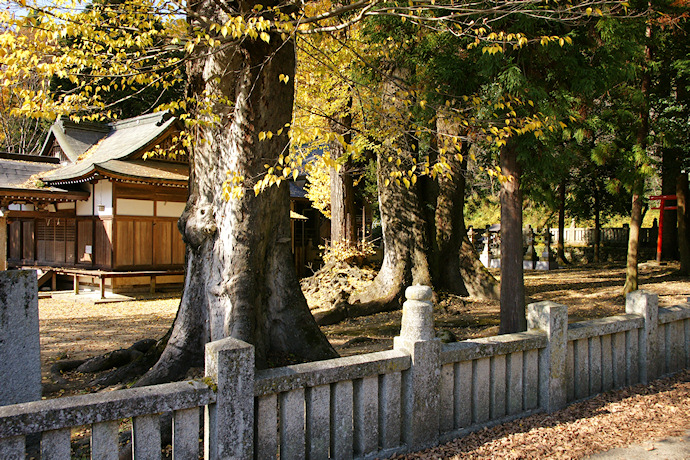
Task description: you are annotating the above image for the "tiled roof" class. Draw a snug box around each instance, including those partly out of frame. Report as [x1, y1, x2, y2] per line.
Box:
[42, 112, 185, 185]
[0, 157, 60, 188]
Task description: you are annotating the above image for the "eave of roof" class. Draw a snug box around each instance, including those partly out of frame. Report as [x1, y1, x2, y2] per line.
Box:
[41, 112, 181, 184]
[0, 187, 90, 202]
[44, 160, 188, 187]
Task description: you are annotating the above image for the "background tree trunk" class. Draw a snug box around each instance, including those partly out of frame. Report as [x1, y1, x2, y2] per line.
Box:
[623, 192, 643, 294]
[499, 140, 526, 334]
[594, 185, 601, 263]
[329, 100, 357, 245]
[348, 144, 432, 312]
[429, 116, 499, 300]
[557, 179, 569, 265]
[625, 13, 652, 293]
[677, 172, 689, 274]
[139, 2, 337, 384]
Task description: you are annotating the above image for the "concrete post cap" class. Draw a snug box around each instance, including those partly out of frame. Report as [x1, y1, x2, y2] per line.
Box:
[405, 285, 432, 302]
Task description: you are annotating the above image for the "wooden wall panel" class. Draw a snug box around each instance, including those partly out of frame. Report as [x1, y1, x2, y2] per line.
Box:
[115, 183, 187, 202]
[65, 219, 76, 264]
[9, 221, 21, 260]
[153, 221, 172, 266]
[77, 219, 93, 264]
[172, 226, 185, 265]
[95, 219, 113, 268]
[115, 220, 133, 267]
[134, 221, 153, 266]
[22, 221, 34, 261]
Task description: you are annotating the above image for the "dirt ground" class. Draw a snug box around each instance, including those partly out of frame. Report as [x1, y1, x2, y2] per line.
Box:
[39, 261, 688, 396]
[34, 261, 689, 458]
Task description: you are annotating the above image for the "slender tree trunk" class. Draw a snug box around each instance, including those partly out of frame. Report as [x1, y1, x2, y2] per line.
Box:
[499, 140, 526, 334]
[594, 184, 601, 263]
[678, 172, 689, 274]
[624, 13, 652, 293]
[139, 2, 336, 384]
[557, 179, 569, 265]
[329, 99, 357, 245]
[661, 148, 680, 260]
[624, 193, 643, 294]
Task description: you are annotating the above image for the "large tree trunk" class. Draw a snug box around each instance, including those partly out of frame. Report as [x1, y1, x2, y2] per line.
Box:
[139, 3, 336, 384]
[499, 140, 526, 333]
[678, 172, 690, 275]
[431, 116, 499, 300]
[348, 144, 432, 312]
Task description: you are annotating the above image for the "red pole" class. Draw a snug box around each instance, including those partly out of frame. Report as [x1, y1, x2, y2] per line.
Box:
[656, 197, 665, 262]
[650, 195, 678, 262]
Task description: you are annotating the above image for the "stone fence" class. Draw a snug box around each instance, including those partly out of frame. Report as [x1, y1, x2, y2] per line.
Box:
[0, 287, 689, 459]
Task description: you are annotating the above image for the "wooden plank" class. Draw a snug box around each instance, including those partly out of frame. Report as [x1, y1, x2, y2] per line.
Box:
[153, 221, 172, 266]
[116, 183, 187, 202]
[22, 220, 34, 261]
[9, 220, 21, 260]
[172, 226, 185, 265]
[115, 220, 133, 267]
[95, 219, 113, 268]
[77, 219, 93, 264]
[134, 221, 153, 266]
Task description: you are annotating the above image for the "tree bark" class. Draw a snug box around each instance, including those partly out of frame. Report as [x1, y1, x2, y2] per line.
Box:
[329, 100, 357, 245]
[624, 192, 643, 294]
[348, 143, 432, 312]
[431, 116, 499, 300]
[661, 148, 680, 260]
[625, 12, 652, 293]
[556, 179, 569, 265]
[594, 184, 601, 263]
[499, 140, 526, 334]
[139, 2, 337, 384]
[678, 172, 690, 274]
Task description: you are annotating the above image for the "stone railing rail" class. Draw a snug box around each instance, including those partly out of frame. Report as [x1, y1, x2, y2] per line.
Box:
[0, 283, 689, 459]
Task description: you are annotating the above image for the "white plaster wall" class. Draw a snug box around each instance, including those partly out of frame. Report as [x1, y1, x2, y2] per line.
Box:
[56, 202, 76, 210]
[94, 180, 113, 216]
[21, 204, 35, 211]
[156, 201, 186, 218]
[117, 198, 154, 216]
[76, 184, 94, 216]
[8, 204, 21, 211]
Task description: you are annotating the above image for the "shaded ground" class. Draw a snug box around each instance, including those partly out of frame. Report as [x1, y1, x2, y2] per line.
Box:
[34, 262, 689, 458]
[39, 262, 688, 397]
[322, 261, 689, 357]
[397, 369, 690, 460]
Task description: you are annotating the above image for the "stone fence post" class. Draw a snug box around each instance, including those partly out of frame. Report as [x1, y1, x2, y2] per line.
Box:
[393, 285, 440, 450]
[0, 270, 41, 407]
[625, 290, 659, 383]
[527, 301, 567, 413]
[204, 337, 255, 460]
